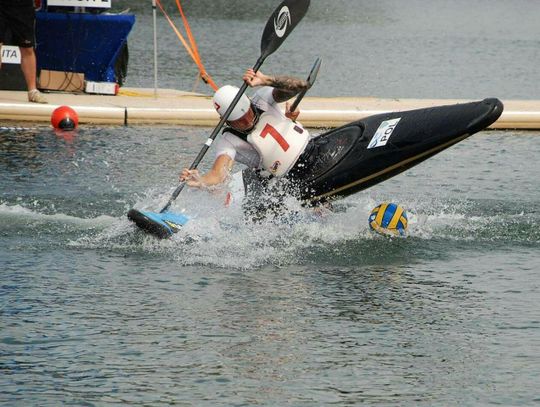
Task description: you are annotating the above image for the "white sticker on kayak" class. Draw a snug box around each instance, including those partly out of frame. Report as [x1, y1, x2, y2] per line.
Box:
[367, 118, 401, 149]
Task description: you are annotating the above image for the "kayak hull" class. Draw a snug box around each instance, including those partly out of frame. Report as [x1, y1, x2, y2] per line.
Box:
[297, 98, 504, 202]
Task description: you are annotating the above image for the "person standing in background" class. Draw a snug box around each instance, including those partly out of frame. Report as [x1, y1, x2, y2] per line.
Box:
[0, 0, 47, 103]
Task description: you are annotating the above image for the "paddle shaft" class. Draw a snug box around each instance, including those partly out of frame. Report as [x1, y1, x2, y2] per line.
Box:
[289, 85, 308, 113]
[160, 57, 265, 213]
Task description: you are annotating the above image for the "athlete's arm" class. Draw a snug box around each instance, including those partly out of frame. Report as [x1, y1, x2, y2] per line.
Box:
[180, 154, 234, 188]
[243, 69, 308, 103]
[269, 76, 309, 102]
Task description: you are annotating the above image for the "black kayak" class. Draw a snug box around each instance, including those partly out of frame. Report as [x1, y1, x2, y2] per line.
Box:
[289, 98, 504, 203]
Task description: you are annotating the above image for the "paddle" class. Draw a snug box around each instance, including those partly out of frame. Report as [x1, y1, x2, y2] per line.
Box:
[289, 56, 321, 115]
[159, 0, 311, 213]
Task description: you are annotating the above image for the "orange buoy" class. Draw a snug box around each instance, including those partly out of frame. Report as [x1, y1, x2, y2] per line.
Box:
[51, 106, 79, 130]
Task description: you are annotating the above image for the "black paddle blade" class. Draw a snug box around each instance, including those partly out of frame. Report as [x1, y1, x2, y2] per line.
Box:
[307, 57, 322, 86]
[261, 0, 310, 59]
[289, 57, 321, 113]
[128, 208, 189, 239]
[128, 209, 171, 239]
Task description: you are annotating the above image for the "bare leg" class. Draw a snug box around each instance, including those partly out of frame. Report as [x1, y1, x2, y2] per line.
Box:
[19, 46, 47, 103]
[19, 46, 37, 91]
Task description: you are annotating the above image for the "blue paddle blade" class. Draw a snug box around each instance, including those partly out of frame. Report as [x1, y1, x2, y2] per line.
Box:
[128, 208, 189, 239]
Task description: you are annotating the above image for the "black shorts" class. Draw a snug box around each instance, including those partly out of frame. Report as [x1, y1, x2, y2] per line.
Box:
[0, 0, 36, 48]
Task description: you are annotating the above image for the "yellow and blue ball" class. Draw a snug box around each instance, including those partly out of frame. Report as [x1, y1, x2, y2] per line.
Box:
[369, 203, 408, 236]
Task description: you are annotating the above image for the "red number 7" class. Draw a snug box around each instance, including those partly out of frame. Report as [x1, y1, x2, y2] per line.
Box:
[260, 123, 290, 152]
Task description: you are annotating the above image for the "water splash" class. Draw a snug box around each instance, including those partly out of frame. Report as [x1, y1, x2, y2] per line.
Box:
[3, 185, 538, 269]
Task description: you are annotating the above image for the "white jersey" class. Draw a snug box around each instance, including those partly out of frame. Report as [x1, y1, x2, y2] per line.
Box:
[247, 112, 309, 176]
[213, 86, 306, 173]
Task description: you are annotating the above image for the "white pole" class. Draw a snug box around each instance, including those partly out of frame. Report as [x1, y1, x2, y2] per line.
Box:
[152, 0, 158, 98]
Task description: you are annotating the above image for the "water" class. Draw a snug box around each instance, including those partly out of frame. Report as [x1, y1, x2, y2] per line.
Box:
[119, 0, 540, 100]
[2, 1, 540, 405]
[2, 126, 539, 405]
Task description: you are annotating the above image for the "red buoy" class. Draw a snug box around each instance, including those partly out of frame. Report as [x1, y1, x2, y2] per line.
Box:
[51, 106, 79, 130]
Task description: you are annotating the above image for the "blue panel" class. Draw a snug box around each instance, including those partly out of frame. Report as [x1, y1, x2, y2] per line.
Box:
[35, 11, 135, 82]
[143, 211, 190, 229]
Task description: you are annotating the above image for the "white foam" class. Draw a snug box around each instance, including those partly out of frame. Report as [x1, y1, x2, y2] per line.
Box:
[0, 202, 116, 228]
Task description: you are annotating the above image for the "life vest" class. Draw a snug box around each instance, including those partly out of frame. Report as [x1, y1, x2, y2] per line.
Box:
[247, 112, 310, 177]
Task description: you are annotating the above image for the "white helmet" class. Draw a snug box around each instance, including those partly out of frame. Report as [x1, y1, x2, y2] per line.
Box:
[212, 85, 251, 121]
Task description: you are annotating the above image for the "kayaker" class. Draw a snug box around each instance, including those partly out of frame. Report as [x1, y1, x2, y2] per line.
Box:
[179, 68, 311, 191]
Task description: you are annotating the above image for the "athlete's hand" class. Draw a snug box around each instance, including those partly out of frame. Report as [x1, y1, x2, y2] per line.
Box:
[180, 168, 204, 188]
[243, 69, 268, 87]
[285, 101, 300, 121]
